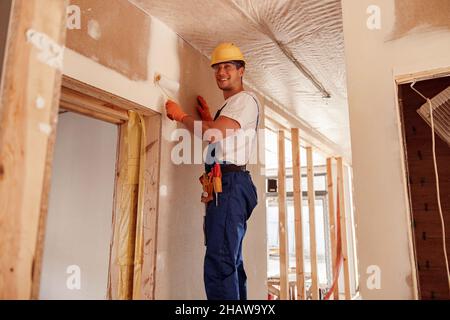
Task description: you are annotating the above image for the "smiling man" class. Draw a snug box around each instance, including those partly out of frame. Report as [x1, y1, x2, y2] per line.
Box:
[165, 43, 260, 300]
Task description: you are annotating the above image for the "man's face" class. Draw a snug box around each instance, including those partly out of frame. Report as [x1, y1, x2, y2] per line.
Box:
[213, 62, 244, 91]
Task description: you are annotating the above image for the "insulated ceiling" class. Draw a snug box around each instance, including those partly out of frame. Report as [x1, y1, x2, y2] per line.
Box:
[130, 0, 351, 158]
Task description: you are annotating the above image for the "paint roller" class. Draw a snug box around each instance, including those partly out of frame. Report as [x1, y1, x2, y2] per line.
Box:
[154, 73, 180, 101]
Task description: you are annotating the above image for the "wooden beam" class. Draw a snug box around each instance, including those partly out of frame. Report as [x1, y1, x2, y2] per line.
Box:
[395, 66, 450, 85]
[0, 0, 68, 299]
[326, 157, 339, 300]
[291, 128, 305, 300]
[107, 123, 128, 300]
[30, 81, 61, 300]
[306, 147, 319, 300]
[135, 114, 161, 299]
[277, 130, 289, 300]
[337, 157, 351, 299]
[60, 87, 129, 121]
[268, 283, 280, 298]
[59, 100, 124, 125]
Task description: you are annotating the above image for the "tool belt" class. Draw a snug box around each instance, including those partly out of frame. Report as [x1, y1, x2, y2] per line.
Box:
[205, 163, 246, 174]
[200, 163, 247, 204]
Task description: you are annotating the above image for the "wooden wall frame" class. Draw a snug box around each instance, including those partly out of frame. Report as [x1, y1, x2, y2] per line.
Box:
[326, 157, 339, 299]
[291, 128, 305, 300]
[306, 146, 319, 299]
[29, 75, 162, 300]
[336, 157, 351, 300]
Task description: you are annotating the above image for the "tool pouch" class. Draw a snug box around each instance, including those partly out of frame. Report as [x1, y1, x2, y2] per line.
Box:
[199, 172, 214, 203]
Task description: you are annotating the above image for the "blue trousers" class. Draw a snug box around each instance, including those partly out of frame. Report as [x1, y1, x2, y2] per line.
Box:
[203, 171, 258, 300]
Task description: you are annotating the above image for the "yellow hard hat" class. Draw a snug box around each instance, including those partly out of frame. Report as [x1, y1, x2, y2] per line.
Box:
[210, 43, 245, 67]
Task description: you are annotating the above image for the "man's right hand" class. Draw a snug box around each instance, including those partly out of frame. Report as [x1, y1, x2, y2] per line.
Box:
[196, 96, 213, 121]
[166, 100, 188, 122]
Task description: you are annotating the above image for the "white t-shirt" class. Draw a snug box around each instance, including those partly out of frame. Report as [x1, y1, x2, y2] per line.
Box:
[210, 91, 260, 166]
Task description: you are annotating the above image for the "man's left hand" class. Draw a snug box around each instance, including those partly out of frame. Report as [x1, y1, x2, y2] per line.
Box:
[196, 96, 213, 121]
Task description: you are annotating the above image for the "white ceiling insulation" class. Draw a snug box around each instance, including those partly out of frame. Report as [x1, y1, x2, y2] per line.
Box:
[130, 0, 351, 159]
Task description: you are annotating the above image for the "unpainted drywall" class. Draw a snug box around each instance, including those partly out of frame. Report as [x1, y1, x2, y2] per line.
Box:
[389, 0, 450, 40]
[342, 0, 450, 299]
[66, 0, 150, 81]
[62, 9, 267, 299]
[0, 0, 12, 83]
[40, 112, 117, 299]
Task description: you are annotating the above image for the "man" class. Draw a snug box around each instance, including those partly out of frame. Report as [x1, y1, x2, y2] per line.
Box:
[165, 43, 259, 300]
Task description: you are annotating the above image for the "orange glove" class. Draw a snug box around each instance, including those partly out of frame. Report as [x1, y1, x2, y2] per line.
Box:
[196, 96, 213, 122]
[166, 100, 188, 122]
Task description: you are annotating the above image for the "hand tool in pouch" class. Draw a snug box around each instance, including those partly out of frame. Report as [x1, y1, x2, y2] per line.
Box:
[212, 163, 222, 206]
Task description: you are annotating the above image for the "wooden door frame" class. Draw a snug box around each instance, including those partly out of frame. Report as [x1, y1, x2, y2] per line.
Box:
[30, 75, 162, 299]
[395, 66, 450, 85]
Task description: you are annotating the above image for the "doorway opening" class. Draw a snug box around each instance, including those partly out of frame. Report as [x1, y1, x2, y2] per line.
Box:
[397, 72, 450, 300]
[39, 110, 118, 299]
[33, 76, 162, 300]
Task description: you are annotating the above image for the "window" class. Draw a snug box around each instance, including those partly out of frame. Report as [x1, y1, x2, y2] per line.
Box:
[266, 174, 331, 288]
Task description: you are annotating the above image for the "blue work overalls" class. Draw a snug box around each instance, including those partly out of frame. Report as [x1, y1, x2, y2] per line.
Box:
[203, 96, 259, 300]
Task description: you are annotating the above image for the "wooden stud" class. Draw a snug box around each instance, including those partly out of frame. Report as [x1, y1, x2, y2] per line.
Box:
[291, 128, 305, 300]
[137, 114, 161, 299]
[30, 84, 61, 300]
[267, 278, 281, 299]
[277, 130, 289, 300]
[268, 283, 280, 298]
[326, 158, 339, 300]
[0, 0, 68, 299]
[107, 123, 127, 300]
[336, 157, 351, 299]
[306, 147, 319, 299]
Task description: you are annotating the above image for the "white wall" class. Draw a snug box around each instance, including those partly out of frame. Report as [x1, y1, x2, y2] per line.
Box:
[342, 0, 450, 299]
[63, 15, 267, 299]
[39, 112, 117, 299]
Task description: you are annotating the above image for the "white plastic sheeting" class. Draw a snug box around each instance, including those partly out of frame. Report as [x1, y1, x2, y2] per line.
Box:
[130, 0, 351, 158]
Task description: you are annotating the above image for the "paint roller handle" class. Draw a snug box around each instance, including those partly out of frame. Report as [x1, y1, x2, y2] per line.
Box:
[165, 100, 188, 122]
[196, 96, 213, 122]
